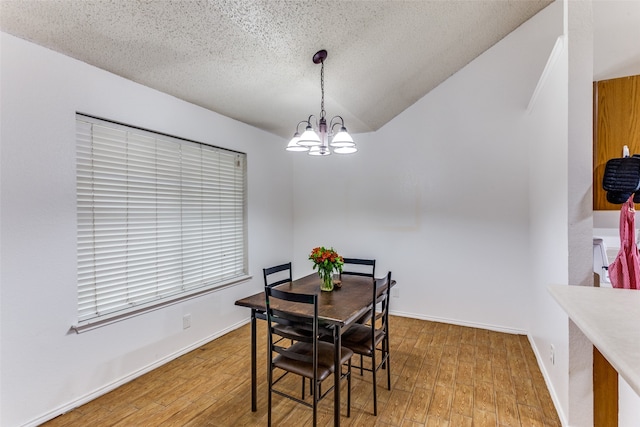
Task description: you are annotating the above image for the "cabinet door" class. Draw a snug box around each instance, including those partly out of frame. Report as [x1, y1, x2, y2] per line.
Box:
[593, 75, 640, 210]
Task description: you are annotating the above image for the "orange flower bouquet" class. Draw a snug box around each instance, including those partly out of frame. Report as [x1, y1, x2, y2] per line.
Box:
[309, 246, 344, 292]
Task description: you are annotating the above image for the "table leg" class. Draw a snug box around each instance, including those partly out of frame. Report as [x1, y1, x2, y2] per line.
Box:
[251, 309, 257, 412]
[334, 325, 341, 427]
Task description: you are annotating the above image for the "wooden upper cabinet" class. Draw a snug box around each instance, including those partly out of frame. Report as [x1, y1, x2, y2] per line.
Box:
[593, 75, 640, 210]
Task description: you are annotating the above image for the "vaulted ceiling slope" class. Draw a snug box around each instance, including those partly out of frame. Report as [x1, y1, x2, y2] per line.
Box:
[0, 0, 552, 138]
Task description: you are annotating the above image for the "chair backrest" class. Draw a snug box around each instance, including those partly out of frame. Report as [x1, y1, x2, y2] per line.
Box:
[264, 287, 318, 363]
[374, 271, 392, 331]
[263, 262, 292, 288]
[341, 258, 376, 278]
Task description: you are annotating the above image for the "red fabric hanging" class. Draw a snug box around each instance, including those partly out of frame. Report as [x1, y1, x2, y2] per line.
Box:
[609, 196, 640, 289]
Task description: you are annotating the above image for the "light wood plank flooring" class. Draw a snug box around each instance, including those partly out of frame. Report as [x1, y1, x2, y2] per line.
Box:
[42, 315, 560, 426]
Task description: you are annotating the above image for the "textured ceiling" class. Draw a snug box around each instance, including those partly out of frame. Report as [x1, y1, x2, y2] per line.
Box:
[0, 0, 552, 139]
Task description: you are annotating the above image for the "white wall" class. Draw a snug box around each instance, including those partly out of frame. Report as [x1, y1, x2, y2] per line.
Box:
[289, 1, 578, 422]
[566, 2, 597, 426]
[292, 2, 562, 334]
[528, 3, 640, 425]
[525, 19, 571, 427]
[0, 32, 294, 427]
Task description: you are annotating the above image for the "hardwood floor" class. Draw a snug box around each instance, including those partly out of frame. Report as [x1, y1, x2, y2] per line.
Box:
[42, 316, 561, 426]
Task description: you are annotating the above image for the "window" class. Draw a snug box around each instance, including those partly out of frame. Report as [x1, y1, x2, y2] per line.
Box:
[76, 114, 247, 328]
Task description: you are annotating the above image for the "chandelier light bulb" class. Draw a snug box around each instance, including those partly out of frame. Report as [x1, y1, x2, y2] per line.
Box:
[330, 126, 355, 147]
[285, 133, 308, 151]
[297, 125, 321, 147]
[334, 146, 358, 154]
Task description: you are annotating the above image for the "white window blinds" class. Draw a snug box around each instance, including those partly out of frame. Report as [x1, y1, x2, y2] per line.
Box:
[76, 115, 247, 326]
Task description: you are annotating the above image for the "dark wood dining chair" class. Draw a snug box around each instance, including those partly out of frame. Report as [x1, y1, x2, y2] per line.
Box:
[263, 262, 292, 288]
[339, 258, 377, 367]
[264, 287, 353, 427]
[340, 258, 376, 279]
[263, 262, 310, 344]
[339, 271, 392, 416]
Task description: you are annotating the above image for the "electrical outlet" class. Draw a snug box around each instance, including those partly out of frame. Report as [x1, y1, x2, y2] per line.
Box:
[391, 287, 399, 298]
[183, 313, 191, 329]
[549, 344, 555, 365]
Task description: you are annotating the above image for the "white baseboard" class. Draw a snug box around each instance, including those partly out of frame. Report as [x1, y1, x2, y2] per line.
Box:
[25, 319, 249, 427]
[527, 334, 568, 426]
[389, 309, 527, 335]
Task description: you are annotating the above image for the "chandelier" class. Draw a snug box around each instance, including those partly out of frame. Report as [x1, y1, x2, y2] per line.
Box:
[286, 49, 357, 156]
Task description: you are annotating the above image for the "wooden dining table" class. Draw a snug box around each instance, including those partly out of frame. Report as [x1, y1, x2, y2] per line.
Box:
[234, 273, 393, 426]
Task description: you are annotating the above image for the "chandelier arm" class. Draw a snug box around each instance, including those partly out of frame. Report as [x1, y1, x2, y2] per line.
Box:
[307, 115, 318, 129]
[329, 116, 346, 132]
[295, 120, 308, 133]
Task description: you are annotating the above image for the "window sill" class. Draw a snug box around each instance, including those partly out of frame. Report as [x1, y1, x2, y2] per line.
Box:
[71, 275, 252, 334]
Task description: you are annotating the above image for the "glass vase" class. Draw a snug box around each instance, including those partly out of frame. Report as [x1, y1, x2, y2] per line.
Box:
[320, 270, 334, 292]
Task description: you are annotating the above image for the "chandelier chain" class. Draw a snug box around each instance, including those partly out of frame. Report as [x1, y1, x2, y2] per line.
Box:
[320, 60, 326, 119]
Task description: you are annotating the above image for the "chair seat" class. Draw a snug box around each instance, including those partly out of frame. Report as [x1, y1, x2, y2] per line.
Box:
[274, 341, 354, 382]
[341, 324, 385, 356]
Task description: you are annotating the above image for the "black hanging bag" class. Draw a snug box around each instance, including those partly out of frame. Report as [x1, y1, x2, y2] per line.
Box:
[602, 157, 640, 204]
[603, 157, 640, 192]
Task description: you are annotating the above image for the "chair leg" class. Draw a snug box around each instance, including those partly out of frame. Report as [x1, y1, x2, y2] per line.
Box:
[385, 337, 391, 390]
[372, 351, 377, 416]
[347, 359, 352, 417]
[360, 354, 364, 376]
[312, 377, 319, 427]
[267, 369, 273, 427]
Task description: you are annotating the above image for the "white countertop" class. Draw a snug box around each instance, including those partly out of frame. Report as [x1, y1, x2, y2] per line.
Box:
[548, 285, 640, 397]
